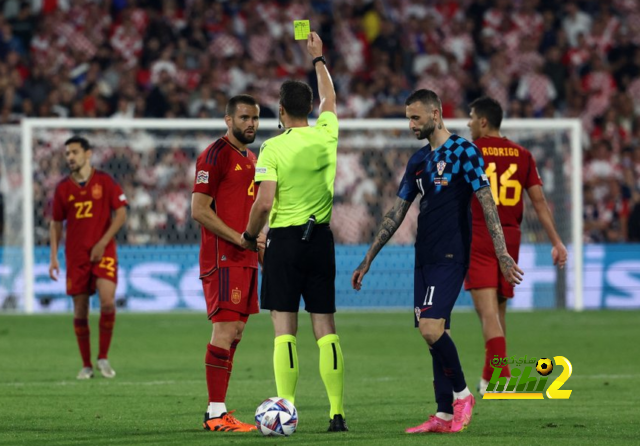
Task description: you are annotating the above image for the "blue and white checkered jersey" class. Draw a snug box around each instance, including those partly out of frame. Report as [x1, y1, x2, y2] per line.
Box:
[397, 134, 490, 267]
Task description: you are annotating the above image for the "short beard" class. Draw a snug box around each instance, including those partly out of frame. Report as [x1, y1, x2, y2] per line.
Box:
[232, 126, 255, 145]
[417, 121, 436, 140]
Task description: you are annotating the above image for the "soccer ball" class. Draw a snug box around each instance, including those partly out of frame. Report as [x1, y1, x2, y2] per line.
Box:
[255, 397, 298, 436]
[536, 358, 554, 376]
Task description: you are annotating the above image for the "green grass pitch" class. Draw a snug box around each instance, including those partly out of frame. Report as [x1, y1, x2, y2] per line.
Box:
[1, 310, 638, 445]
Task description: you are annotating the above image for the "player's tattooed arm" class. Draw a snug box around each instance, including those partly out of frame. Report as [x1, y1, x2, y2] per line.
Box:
[352, 197, 411, 290]
[367, 197, 411, 260]
[475, 187, 524, 286]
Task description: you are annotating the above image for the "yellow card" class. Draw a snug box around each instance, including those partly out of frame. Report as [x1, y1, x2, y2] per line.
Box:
[293, 20, 310, 40]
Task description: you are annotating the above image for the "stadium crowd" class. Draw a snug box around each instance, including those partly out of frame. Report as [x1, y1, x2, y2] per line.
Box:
[1, 0, 640, 244]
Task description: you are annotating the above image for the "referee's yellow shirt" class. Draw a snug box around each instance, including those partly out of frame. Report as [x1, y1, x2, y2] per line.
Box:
[254, 111, 338, 228]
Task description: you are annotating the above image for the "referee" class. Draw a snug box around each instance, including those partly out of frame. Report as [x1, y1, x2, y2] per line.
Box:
[241, 31, 347, 432]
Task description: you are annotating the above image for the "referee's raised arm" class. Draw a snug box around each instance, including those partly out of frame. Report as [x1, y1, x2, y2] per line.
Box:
[307, 32, 336, 116]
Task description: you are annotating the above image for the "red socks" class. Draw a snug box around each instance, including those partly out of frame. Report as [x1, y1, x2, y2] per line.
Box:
[98, 311, 116, 360]
[73, 318, 92, 367]
[74, 312, 116, 367]
[205, 344, 230, 403]
[228, 339, 240, 375]
[483, 336, 510, 381]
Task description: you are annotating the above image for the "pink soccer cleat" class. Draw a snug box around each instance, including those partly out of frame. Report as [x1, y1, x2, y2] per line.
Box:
[405, 415, 452, 434]
[451, 394, 476, 433]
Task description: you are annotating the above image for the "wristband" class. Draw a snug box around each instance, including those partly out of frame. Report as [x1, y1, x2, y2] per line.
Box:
[312, 56, 326, 66]
[242, 231, 257, 242]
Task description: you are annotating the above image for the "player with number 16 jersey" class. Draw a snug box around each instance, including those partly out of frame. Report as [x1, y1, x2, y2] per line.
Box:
[465, 132, 542, 297]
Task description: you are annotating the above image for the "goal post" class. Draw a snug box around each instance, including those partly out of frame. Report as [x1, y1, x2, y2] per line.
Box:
[11, 117, 582, 313]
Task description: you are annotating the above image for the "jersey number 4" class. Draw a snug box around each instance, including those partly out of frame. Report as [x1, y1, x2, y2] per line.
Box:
[248, 180, 255, 197]
[485, 163, 522, 207]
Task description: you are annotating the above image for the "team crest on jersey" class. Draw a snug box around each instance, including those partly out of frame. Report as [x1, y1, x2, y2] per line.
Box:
[231, 288, 242, 304]
[196, 170, 209, 184]
[91, 184, 102, 199]
[437, 160, 447, 176]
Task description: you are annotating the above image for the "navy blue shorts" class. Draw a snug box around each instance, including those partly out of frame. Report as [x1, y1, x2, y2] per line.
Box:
[414, 263, 467, 328]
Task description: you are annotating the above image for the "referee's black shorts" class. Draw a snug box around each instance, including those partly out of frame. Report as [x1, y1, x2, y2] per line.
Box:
[260, 224, 336, 313]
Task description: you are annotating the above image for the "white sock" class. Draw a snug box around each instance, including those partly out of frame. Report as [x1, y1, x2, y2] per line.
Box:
[207, 402, 227, 418]
[436, 412, 453, 421]
[453, 387, 472, 399]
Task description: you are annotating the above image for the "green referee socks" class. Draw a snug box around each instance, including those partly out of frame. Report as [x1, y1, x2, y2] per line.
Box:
[274, 334, 299, 405]
[317, 334, 345, 418]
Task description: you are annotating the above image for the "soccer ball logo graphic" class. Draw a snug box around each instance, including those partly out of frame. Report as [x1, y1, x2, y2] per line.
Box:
[536, 358, 553, 376]
[255, 397, 298, 436]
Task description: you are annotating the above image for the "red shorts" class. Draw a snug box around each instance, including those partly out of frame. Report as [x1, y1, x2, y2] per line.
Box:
[211, 309, 249, 323]
[202, 267, 259, 320]
[464, 227, 521, 298]
[66, 245, 118, 296]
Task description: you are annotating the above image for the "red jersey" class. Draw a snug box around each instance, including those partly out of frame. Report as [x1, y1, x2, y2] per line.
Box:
[193, 136, 258, 277]
[52, 169, 128, 262]
[471, 136, 543, 232]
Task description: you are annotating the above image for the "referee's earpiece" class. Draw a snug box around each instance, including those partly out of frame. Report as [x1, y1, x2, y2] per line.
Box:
[278, 107, 283, 129]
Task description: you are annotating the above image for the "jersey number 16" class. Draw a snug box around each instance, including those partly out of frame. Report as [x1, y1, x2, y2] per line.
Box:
[485, 163, 522, 207]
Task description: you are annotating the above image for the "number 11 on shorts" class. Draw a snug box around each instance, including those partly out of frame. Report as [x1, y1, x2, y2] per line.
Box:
[423, 286, 435, 306]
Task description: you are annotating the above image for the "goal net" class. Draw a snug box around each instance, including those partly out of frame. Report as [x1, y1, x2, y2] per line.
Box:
[1, 118, 582, 313]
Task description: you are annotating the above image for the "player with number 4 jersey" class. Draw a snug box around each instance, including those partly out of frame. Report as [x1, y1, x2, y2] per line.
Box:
[465, 97, 567, 395]
[191, 95, 264, 433]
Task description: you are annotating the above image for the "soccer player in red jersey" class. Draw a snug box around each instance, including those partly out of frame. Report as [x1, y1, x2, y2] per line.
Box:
[191, 95, 264, 433]
[49, 136, 128, 380]
[465, 97, 568, 394]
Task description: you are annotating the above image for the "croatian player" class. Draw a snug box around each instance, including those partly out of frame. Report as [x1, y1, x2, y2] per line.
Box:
[352, 89, 523, 434]
[49, 136, 128, 380]
[192, 94, 264, 432]
[465, 96, 567, 394]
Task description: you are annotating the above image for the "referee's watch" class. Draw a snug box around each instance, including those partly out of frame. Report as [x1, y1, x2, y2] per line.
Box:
[242, 231, 257, 242]
[312, 55, 326, 66]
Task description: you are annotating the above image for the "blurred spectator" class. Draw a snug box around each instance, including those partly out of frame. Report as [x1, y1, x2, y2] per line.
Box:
[563, 1, 592, 47]
[0, 0, 638, 244]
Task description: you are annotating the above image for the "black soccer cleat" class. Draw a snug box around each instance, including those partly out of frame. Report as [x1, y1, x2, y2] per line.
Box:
[328, 414, 349, 432]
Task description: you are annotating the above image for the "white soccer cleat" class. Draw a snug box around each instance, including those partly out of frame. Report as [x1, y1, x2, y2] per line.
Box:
[97, 359, 116, 378]
[77, 367, 94, 380]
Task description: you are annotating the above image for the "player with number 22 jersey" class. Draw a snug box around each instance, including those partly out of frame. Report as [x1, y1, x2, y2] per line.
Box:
[52, 169, 127, 295]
